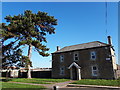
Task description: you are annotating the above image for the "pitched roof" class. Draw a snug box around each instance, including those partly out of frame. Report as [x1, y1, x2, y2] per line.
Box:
[53, 41, 110, 53]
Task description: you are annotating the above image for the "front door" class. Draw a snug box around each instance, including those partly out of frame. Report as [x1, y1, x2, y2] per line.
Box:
[72, 66, 77, 80]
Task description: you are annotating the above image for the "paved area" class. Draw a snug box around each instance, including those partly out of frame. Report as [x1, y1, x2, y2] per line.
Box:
[59, 87, 119, 90]
[9, 80, 75, 89]
[8, 81, 120, 90]
[66, 84, 120, 90]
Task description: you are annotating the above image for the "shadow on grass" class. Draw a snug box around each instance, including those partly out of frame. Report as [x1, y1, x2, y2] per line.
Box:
[0, 78, 12, 82]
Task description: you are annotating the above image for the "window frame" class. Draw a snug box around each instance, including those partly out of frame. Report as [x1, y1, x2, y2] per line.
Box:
[90, 51, 96, 60]
[60, 55, 64, 62]
[74, 52, 79, 61]
[60, 67, 65, 75]
[91, 65, 98, 76]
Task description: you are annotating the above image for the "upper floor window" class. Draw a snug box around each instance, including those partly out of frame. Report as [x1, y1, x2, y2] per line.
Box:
[90, 51, 96, 60]
[60, 67, 64, 75]
[74, 53, 79, 61]
[91, 66, 98, 76]
[60, 55, 64, 62]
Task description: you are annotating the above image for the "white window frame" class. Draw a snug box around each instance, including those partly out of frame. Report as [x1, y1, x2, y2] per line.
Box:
[91, 65, 98, 76]
[60, 67, 64, 75]
[60, 55, 64, 62]
[90, 51, 96, 60]
[74, 53, 79, 61]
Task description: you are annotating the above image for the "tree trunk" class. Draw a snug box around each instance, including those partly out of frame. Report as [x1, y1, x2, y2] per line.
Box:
[6, 67, 9, 79]
[27, 44, 32, 78]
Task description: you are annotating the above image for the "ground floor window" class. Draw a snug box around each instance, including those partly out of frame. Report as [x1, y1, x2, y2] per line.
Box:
[91, 66, 98, 76]
[60, 67, 64, 75]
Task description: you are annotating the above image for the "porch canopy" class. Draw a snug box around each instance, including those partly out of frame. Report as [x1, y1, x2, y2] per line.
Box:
[68, 62, 81, 80]
[68, 62, 81, 69]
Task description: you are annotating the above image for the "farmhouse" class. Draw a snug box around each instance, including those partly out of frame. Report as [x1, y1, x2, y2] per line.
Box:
[52, 36, 118, 80]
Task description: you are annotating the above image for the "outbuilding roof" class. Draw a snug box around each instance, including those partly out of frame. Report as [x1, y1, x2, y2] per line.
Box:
[53, 41, 110, 53]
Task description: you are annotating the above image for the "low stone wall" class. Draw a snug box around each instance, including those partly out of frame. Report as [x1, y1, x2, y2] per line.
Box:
[2, 72, 10, 77]
[31, 71, 51, 78]
[2, 70, 52, 78]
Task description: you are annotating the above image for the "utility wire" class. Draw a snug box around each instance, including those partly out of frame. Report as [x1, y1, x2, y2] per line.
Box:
[105, 0, 108, 43]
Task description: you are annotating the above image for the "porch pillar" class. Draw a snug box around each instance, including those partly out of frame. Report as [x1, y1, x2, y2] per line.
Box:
[77, 68, 81, 80]
[70, 68, 73, 79]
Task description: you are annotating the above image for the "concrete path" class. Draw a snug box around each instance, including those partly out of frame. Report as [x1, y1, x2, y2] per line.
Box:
[9, 80, 75, 89]
[67, 84, 120, 89]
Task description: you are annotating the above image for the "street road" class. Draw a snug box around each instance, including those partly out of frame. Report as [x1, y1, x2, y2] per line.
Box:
[59, 87, 119, 90]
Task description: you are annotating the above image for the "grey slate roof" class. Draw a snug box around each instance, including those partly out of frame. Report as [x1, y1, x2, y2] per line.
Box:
[53, 41, 110, 53]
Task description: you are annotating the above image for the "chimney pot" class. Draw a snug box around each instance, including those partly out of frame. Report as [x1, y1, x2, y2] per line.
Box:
[57, 46, 60, 51]
[107, 36, 112, 45]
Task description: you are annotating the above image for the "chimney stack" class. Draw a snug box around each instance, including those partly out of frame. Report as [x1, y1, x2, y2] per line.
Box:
[57, 46, 60, 51]
[107, 36, 112, 45]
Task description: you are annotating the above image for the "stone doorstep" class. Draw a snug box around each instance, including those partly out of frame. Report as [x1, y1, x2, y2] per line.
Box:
[67, 84, 120, 89]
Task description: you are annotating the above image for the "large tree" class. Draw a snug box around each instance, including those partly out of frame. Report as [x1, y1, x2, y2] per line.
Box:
[1, 27, 22, 78]
[1, 24, 30, 77]
[2, 10, 57, 78]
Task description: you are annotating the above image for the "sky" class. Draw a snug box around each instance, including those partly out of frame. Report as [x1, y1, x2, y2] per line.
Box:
[2, 2, 119, 68]
[1, 0, 120, 2]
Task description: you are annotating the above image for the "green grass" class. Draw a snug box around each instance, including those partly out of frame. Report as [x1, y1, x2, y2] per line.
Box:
[71, 79, 120, 86]
[1, 82, 45, 89]
[5, 78, 70, 84]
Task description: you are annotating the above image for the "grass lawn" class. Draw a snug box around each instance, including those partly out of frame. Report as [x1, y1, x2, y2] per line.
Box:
[71, 79, 120, 86]
[1, 82, 45, 89]
[3, 78, 70, 84]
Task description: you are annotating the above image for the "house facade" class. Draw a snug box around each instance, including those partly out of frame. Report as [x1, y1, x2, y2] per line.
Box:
[52, 36, 118, 80]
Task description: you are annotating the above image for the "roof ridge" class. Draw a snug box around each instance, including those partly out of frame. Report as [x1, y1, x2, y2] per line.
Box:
[96, 41, 108, 45]
[52, 41, 109, 54]
[63, 41, 106, 48]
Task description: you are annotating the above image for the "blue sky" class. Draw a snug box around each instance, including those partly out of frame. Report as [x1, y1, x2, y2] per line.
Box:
[2, 0, 120, 2]
[2, 2, 118, 68]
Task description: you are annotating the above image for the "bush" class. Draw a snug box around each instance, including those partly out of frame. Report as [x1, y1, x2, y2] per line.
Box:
[117, 77, 120, 80]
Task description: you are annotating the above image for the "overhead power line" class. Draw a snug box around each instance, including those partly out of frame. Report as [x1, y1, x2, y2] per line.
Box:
[105, 1, 108, 37]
